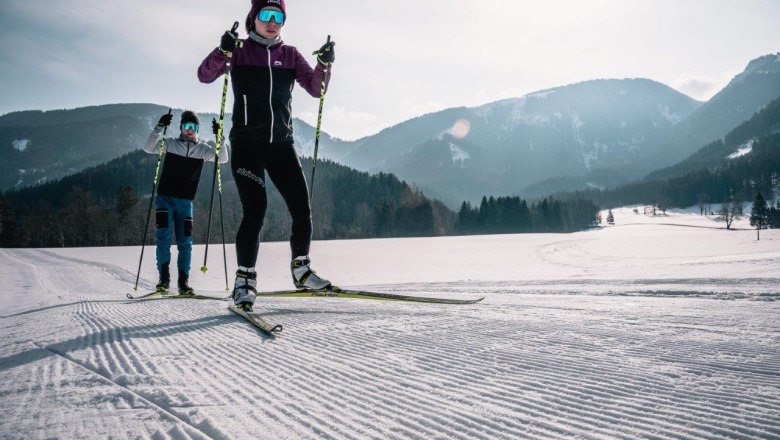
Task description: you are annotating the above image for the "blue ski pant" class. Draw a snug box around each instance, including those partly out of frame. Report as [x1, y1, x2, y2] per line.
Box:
[155, 195, 193, 275]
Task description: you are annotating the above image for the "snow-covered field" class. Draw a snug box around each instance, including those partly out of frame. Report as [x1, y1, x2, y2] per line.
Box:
[1, 209, 779, 439]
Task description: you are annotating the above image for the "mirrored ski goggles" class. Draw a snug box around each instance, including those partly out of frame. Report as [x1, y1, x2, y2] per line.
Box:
[181, 122, 199, 132]
[258, 9, 285, 24]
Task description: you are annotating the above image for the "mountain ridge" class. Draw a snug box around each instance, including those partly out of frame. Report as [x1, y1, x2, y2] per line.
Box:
[4, 53, 780, 205]
[335, 77, 701, 205]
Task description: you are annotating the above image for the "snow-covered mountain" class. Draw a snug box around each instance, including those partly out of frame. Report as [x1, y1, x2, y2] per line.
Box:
[337, 79, 700, 205]
[646, 93, 780, 181]
[0, 104, 166, 190]
[6, 54, 780, 207]
[641, 53, 780, 173]
[0, 104, 331, 191]
[327, 54, 780, 205]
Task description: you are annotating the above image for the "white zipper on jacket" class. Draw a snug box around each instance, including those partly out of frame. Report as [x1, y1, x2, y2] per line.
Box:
[243, 94, 248, 126]
[266, 47, 274, 143]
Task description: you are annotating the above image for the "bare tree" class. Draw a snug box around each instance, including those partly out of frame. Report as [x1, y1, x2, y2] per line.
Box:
[715, 200, 743, 230]
[656, 196, 671, 215]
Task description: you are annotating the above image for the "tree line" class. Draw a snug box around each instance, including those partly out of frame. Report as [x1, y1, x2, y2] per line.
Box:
[556, 131, 780, 214]
[0, 150, 600, 248]
[456, 195, 599, 234]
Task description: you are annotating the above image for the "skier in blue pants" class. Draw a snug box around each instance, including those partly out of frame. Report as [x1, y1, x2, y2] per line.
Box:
[143, 111, 229, 293]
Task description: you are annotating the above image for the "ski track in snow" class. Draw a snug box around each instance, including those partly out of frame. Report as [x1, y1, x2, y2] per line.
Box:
[1, 217, 779, 439]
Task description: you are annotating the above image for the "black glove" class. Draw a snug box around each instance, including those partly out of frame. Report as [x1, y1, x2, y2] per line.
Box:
[219, 30, 238, 53]
[212, 118, 221, 136]
[315, 39, 335, 65]
[157, 113, 173, 128]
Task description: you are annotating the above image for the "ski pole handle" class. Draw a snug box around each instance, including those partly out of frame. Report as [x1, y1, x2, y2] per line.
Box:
[312, 35, 332, 56]
[231, 21, 243, 50]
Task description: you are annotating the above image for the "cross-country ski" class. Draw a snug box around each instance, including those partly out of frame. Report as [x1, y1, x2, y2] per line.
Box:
[255, 286, 484, 304]
[228, 305, 283, 334]
[126, 290, 229, 300]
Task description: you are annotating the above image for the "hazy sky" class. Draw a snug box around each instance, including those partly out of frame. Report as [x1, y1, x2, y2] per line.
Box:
[1, 0, 778, 140]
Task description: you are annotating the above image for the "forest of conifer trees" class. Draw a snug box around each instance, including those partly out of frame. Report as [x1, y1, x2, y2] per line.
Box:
[0, 151, 602, 248]
[456, 196, 599, 234]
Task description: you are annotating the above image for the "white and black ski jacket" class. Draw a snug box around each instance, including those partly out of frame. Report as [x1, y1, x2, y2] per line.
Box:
[143, 126, 230, 200]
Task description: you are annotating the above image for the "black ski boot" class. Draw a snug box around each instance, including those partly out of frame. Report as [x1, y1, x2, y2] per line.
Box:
[156, 263, 170, 292]
[178, 271, 194, 295]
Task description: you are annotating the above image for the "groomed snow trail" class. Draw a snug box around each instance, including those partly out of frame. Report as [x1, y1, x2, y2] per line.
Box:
[1, 213, 779, 439]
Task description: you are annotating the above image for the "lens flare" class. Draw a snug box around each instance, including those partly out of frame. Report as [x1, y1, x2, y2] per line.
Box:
[450, 118, 471, 139]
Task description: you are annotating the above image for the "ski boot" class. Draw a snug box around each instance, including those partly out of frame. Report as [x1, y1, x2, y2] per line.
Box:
[291, 256, 331, 290]
[232, 267, 257, 311]
[156, 263, 170, 292]
[178, 271, 194, 295]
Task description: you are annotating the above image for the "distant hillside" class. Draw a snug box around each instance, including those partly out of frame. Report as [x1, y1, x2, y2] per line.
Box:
[6, 54, 779, 208]
[0, 104, 342, 191]
[647, 95, 780, 181]
[2, 150, 454, 247]
[555, 99, 780, 210]
[1, 151, 602, 247]
[337, 78, 700, 206]
[638, 53, 780, 173]
[0, 104, 185, 190]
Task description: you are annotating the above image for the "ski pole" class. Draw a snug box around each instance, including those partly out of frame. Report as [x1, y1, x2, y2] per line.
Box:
[219, 188, 229, 290]
[134, 108, 172, 291]
[202, 21, 239, 276]
[214, 119, 230, 289]
[309, 35, 332, 205]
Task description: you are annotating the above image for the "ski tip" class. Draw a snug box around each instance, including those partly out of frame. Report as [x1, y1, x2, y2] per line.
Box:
[126, 293, 134, 299]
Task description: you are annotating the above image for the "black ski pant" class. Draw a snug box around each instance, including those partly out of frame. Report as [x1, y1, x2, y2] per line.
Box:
[230, 139, 312, 268]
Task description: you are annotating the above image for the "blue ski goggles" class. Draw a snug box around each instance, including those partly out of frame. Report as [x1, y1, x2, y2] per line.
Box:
[181, 122, 199, 132]
[258, 9, 285, 24]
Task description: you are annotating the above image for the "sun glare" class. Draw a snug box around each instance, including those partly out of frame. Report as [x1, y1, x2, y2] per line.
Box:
[450, 118, 471, 139]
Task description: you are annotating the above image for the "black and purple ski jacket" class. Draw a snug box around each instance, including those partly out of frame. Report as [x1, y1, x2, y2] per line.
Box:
[197, 38, 330, 144]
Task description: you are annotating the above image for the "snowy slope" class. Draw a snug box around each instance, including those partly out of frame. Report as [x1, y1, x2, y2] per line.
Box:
[338, 79, 701, 205]
[1, 210, 779, 439]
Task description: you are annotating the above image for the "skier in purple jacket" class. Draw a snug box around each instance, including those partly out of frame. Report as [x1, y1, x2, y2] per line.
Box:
[198, 0, 335, 311]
